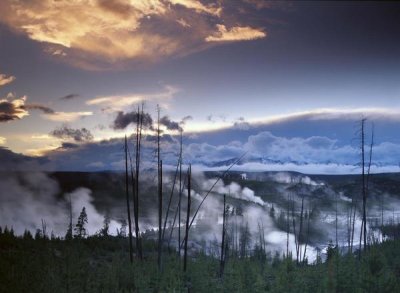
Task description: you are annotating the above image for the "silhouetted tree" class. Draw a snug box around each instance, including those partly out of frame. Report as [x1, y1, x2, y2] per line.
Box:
[74, 207, 88, 238]
[100, 214, 110, 237]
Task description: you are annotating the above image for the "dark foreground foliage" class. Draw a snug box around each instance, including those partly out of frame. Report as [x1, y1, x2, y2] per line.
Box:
[0, 229, 399, 293]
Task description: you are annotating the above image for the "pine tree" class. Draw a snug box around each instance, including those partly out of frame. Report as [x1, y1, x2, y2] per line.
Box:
[74, 207, 88, 238]
[100, 214, 110, 237]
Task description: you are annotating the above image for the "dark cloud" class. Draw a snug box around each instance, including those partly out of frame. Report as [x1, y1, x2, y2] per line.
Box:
[206, 114, 226, 123]
[181, 115, 193, 125]
[0, 147, 49, 171]
[58, 142, 79, 149]
[0, 113, 18, 122]
[50, 125, 93, 142]
[60, 94, 79, 101]
[23, 103, 55, 114]
[160, 115, 181, 131]
[113, 110, 153, 130]
[0, 101, 16, 113]
[0, 97, 28, 122]
[233, 117, 251, 130]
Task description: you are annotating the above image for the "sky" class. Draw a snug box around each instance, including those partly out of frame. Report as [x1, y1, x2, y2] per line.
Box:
[1, 0, 400, 173]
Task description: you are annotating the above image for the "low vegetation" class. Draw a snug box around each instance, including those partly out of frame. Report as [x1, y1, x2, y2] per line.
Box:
[1, 227, 399, 292]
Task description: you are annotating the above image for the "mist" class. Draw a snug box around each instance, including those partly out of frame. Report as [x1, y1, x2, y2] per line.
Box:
[1, 168, 399, 264]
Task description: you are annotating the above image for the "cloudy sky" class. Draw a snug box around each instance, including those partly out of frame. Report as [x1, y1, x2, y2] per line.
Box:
[1, 0, 400, 173]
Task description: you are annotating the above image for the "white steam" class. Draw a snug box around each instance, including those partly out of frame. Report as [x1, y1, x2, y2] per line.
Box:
[269, 172, 324, 186]
[202, 178, 264, 205]
[0, 172, 119, 236]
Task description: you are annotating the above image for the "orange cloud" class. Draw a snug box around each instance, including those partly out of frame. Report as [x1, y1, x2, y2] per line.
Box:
[86, 85, 178, 110]
[0, 73, 16, 87]
[205, 24, 266, 42]
[42, 111, 93, 122]
[0, 0, 267, 69]
[169, 0, 222, 16]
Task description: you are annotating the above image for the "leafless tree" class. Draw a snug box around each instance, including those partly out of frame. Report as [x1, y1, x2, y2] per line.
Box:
[124, 135, 133, 263]
[157, 106, 163, 271]
[183, 165, 191, 272]
[219, 194, 227, 278]
[132, 104, 145, 260]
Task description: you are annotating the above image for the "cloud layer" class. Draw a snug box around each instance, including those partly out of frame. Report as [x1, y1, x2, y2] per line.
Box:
[2, 107, 400, 174]
[0, 0, 267, 69]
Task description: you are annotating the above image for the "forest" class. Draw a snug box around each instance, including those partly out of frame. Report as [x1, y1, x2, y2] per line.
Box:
[1, 226, 400, 292]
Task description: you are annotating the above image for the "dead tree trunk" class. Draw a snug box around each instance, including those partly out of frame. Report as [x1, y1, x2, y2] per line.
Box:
[350, 196, 357, 253]
[335, 193, 338, 248]
[365, 125, 374, 247]
[220, 194, 226, 278]
[286, 193, 290, 258]
[183, 152, 247, 244]
[381, 194, 384, 242]
[162, 158, 180, 244]
[178, 130, 183, 256]
[183, 165, 191, 272]
[133, 105, 144, 260]
[157, 106, 162, 271]
[291, 196, 299, 263]
[158, 160, 163, 271]
[302, 210, 311, 263]
[298, 197, 304, 262]
[125, 135, 133, 263]
[361, 118, 367, 252]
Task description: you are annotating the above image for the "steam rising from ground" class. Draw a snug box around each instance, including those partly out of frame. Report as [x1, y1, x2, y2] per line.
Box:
[68, 188, 120, 235]
[0, 172, 119, 236]
[1, 169, 399, 264]
[269, 172, 324, 186]
[199, 174, 264, 205]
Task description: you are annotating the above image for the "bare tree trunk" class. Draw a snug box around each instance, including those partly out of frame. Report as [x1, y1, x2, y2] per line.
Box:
[335, 193, 338, 248]
[298, 197, 304, 262]
[178, 130, 183, 256]
[347, 207, 351, 253]
[184, 152, 247, 242]
[350, 197, 357, 253]
[168, 200, 179, 249]
[365, 125, 374, 248]
[168, 169, 187, 250]
[286, 193, 290, 258]
[162, 158, 180, 243]
[293, 217, 298, 263]
[361, 118, 367, 252]
[157, 106, 162, 271]
[158, 160, 163, 271]
[219, 194, 226, 278]
[261, 220, 266, 253]
[381, 193, 384, 242]
[183, 165, 191, 272]
[125, 135, 133, 263]
[133, 105, 144, 260]
[358, 220, 363, 257]
[291, 196, 299, 263]
[303, 211, 311, 263]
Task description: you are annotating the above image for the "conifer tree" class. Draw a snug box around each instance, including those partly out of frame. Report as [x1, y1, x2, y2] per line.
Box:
[75, 207, 88, 238]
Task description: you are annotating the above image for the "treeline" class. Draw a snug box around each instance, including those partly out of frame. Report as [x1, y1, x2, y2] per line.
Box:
[1, 228, 399, 292]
